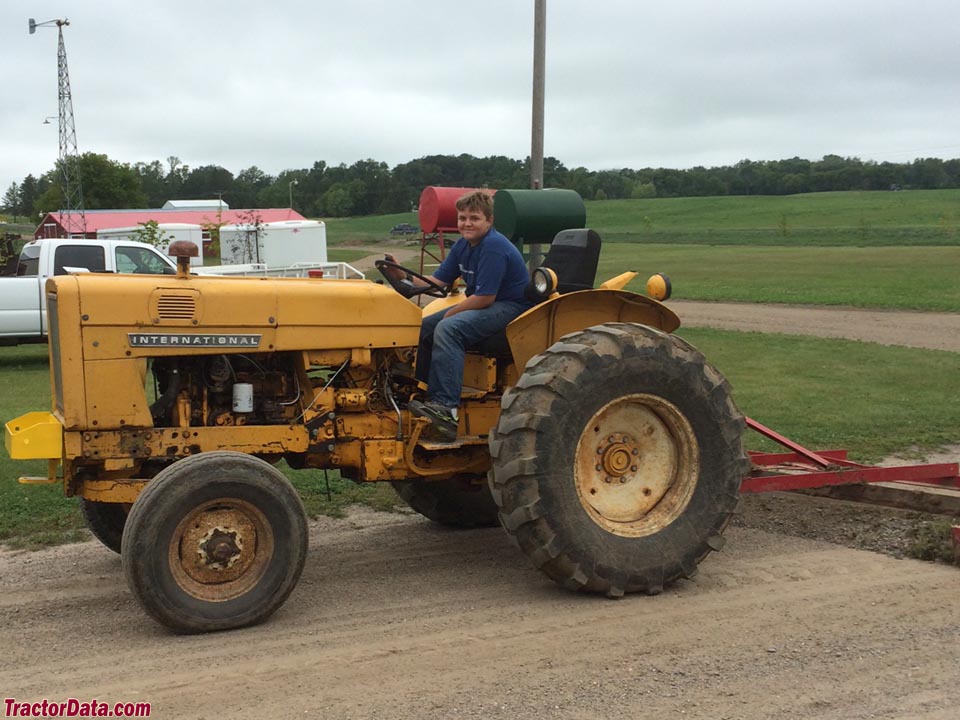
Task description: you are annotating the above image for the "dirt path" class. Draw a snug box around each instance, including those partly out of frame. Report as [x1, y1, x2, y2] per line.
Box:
[2, 252, 957, 718]
[343, 245, 420, 272]
[1, 511, 958, 720]
[671, 300, 960, 353]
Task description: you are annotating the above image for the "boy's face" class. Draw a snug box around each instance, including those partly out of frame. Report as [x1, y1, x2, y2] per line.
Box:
[458, 207, 493, 244]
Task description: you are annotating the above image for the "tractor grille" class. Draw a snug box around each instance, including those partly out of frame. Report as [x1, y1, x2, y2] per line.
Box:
[156, 294, 197, 320]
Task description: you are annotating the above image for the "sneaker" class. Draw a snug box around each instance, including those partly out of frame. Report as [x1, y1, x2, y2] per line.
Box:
[408, 400, 458, 442]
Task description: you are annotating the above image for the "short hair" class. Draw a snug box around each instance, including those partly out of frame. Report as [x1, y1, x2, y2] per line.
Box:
[455, 190, 494, 221]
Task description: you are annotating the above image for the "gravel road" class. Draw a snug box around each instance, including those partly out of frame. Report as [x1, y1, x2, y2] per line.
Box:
[1, 254, 957, 719]
[1, 510, 958, 720]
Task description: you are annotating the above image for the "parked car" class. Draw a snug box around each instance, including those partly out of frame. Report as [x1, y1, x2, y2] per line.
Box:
[389, 223, 419, 236]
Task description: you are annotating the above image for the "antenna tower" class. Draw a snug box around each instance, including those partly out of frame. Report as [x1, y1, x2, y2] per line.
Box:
[30, 18, 86, 236]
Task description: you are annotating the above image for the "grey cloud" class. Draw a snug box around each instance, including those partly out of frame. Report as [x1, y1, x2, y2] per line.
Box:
[2, 0, 959, 195]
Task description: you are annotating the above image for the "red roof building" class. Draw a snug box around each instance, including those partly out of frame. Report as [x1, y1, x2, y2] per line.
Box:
[35, 208, 307, 240]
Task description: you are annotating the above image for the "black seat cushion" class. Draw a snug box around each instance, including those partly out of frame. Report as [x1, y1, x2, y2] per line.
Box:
[542, 228, 601, 294]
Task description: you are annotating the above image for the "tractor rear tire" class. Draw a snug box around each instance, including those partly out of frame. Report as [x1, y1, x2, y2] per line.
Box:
[121, 451, 308, 634]
[489, 323, 749, 597]
[78, 499, 128, 554]
[392, 475, 500, 528]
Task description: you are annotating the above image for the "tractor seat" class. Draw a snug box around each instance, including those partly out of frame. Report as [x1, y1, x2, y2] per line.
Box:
[540, 228, 602, 294]
[468, 228, 602, 358]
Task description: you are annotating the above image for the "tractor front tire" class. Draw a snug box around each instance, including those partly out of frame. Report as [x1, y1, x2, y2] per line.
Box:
[392, 475, 500, 528]
[78, 498, 128, 554]
[121, 451, 308, 633]
[489, 323, 749, 597]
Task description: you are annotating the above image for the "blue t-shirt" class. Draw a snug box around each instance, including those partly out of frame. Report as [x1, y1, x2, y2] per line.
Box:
[434, 228, 531, 305]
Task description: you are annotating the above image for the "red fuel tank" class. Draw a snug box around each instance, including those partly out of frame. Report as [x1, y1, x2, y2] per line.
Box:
[417, 186, 497, 233]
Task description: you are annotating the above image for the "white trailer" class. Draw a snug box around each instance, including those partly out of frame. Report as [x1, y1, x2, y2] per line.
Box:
[219, 220, 327, 267]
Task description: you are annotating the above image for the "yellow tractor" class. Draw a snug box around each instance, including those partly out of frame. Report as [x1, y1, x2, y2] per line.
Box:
[5, 231, 748, 633]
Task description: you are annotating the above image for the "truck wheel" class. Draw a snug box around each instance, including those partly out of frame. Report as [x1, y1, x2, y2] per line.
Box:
[121, 451, 308, 633]
[78, 498, 128, 554]
[489, 323, 749, 597]
[392, 475, 500, 528]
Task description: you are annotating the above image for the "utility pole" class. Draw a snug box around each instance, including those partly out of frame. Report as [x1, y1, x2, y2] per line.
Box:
[531, 0, 546, 192]
[30, 17, 86, 237]
[288, 179, 298, 210]
[528, 0, 547, 269]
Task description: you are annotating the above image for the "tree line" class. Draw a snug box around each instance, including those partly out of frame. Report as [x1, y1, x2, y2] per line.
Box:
[4, 152, 960, 221]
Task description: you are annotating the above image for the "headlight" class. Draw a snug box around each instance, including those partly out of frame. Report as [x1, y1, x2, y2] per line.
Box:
[646, 273, 672, 301]
[529, 267, 558, 301]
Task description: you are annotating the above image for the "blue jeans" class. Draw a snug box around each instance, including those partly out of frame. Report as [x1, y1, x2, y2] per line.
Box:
[416, 300, 529, 408]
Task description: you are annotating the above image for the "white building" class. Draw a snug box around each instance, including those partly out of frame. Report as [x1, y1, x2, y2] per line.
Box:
[162, 199, 230, 210]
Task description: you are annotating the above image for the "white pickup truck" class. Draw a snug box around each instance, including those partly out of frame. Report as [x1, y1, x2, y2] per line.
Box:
[0, 238, 177, 345]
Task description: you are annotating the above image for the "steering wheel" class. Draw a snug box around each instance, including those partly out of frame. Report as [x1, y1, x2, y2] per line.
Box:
[375, 259, 449, 299]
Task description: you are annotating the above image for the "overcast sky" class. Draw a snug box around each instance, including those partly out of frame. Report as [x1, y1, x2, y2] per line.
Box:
[3, 0, 960, 195]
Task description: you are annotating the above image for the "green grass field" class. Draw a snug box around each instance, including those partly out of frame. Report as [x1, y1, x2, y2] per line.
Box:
[679, 328, 960, 459]
[325, 213, 424, 245]
[0, 345, 88, 548]
[599, 244, 960, 310]
[324, 189, 960, 247]
[326, 190, 960, 310]
[588, 190, 960, 246]
[375, 241, 960, 311]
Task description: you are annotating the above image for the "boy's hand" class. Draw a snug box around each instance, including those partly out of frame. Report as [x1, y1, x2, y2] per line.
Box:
[383, 254, 404, 280]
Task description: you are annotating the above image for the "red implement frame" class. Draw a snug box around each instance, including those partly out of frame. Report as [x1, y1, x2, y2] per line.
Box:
[741, 417, 960, 555]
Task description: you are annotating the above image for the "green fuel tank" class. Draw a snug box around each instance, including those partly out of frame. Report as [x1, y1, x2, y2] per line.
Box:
[493, 189, 586, 245]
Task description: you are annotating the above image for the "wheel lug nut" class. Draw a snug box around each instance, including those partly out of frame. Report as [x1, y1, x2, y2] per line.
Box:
[595, 464, 602, 471]
[604, 477, 612, 483]
[619, 478, 626, 484]
[608, 435, 615, 443]
[631, 465, 638, 472]
[632, 448, 639, 455]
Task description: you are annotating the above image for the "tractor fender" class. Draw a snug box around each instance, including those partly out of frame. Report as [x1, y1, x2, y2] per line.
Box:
[421, 291, 465, 317]
[505, 289, 681, 371]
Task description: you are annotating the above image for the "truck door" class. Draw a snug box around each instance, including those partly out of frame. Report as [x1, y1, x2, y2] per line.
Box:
[0, 276, 45, 339]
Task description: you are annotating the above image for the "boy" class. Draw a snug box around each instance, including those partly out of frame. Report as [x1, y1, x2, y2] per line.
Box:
[387, 190, 532, 441]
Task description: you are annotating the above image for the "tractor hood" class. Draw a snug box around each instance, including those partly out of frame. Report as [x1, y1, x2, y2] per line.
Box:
[49, 273, 422, 358]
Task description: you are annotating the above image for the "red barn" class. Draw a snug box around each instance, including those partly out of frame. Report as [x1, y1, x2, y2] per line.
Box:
[35, 207, 306, 240]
